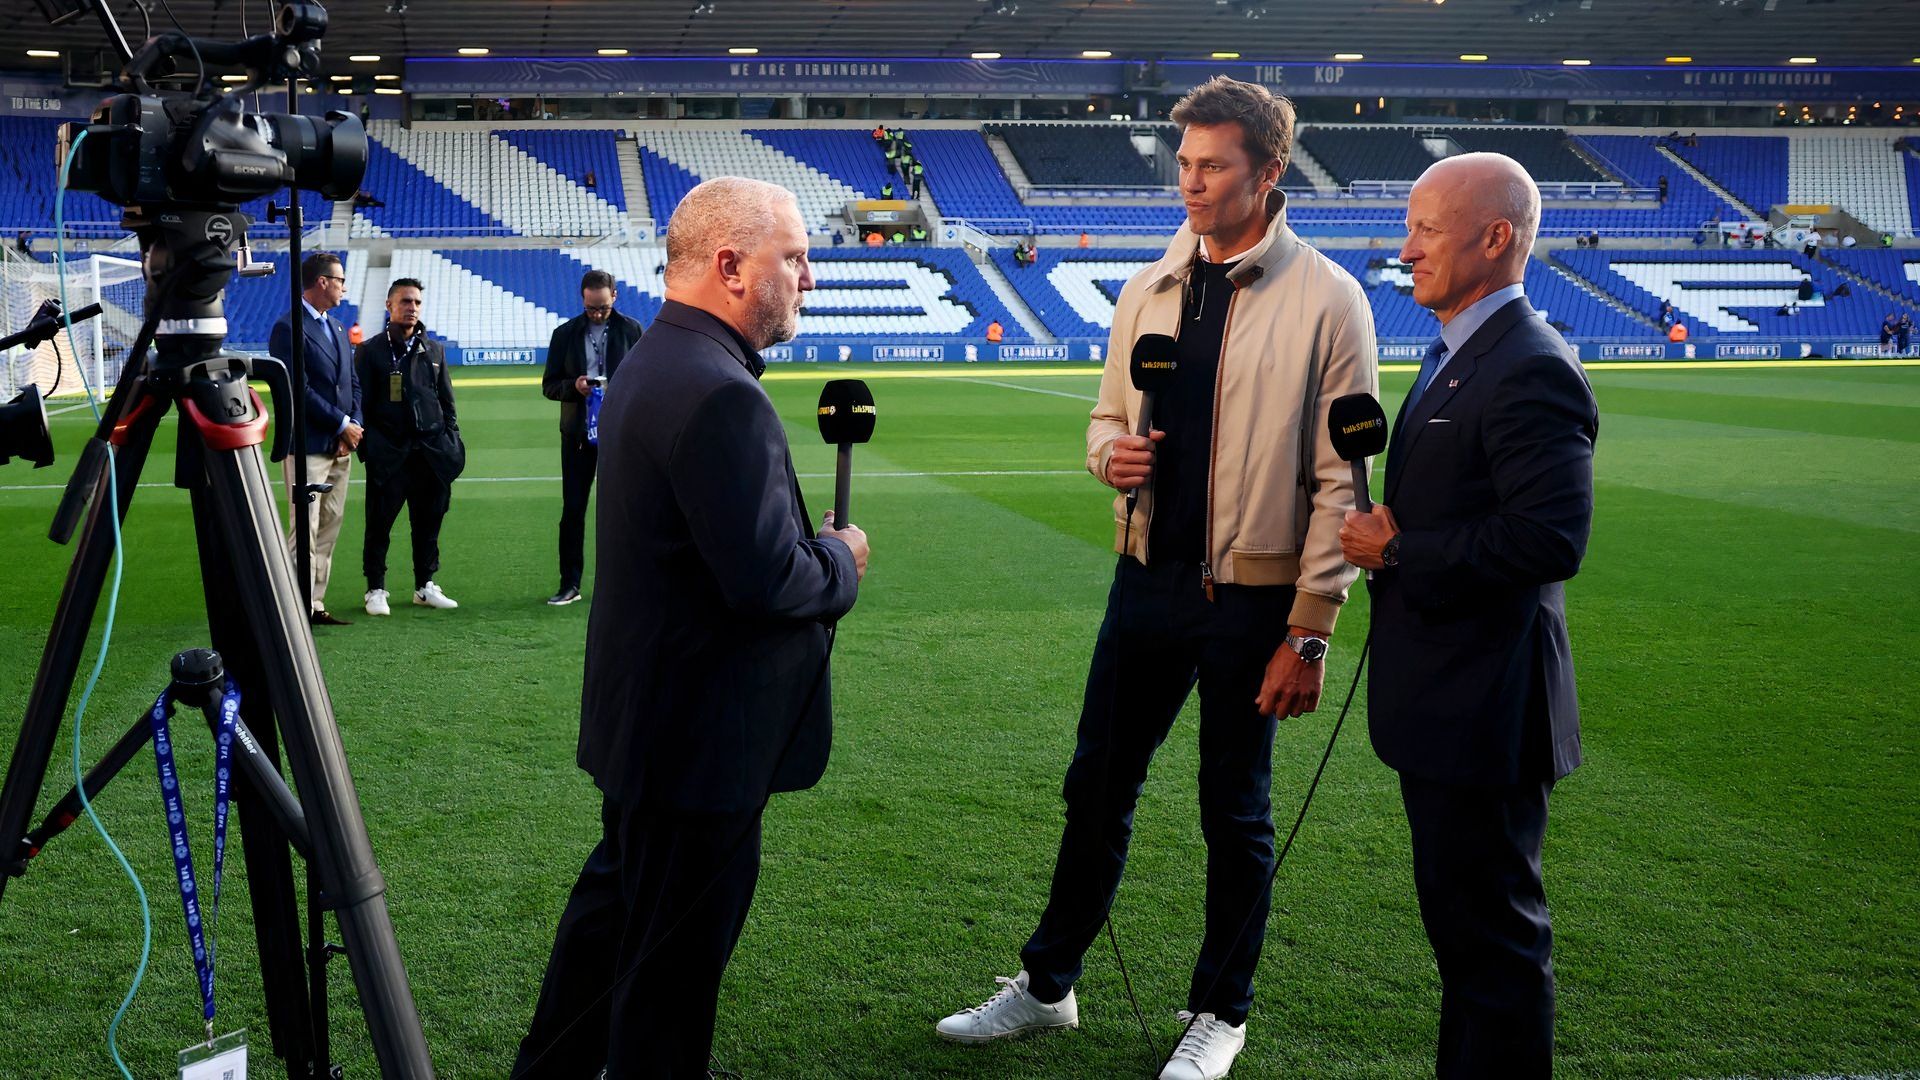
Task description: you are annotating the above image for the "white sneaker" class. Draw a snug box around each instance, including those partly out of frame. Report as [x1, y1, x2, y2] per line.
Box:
[413, 581, 458, 609]
[364, 588, 390, 617]
[935, 971, 1078, 1044]
[1159, 1012, 1246, 1080]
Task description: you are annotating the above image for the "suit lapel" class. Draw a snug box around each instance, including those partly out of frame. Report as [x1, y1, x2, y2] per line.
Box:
[1386, 297, 1534, 504]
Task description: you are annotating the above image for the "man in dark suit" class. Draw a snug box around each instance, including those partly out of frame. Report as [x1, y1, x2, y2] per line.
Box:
[354, 278, 464, 616]
[269, 252, 362, 626]
[1341, 152, 1598, 1079]
[541, 268, 643, 606]
[514, 177, 870, 1079]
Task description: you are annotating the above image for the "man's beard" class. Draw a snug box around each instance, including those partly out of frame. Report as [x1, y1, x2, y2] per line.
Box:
[745, 277, 800, 349]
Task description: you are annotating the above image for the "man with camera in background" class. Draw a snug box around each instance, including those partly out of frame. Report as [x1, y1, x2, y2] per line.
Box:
[541, 269, 643, 606]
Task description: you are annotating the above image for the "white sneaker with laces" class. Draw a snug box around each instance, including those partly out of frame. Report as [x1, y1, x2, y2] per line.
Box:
[934, 971, 1078, 1044]
[1158, 1012, 1246, 1080]
[413, 581, 458, 609]
[364, 588, 391, 617]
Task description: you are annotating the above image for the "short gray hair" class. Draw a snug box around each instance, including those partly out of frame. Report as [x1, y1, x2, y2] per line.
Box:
[664, 177, 800, 288]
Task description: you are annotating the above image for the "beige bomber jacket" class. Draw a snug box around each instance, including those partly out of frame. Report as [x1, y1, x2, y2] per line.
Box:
[1085, 197, 1380, 634]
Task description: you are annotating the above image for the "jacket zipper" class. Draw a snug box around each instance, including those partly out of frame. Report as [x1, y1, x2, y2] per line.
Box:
[1201, 287, 1238, 603]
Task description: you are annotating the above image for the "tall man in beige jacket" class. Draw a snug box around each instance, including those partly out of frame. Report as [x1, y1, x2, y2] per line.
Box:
[936, 77, 1378, 1080]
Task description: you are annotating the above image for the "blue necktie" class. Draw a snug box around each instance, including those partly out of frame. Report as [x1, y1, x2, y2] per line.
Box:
[1405, 338, 1448, 415]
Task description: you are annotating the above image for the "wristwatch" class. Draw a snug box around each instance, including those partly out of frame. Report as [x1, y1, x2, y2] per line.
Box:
[1381, 534, 1402, 568]
[1285, 634, 1329, 664]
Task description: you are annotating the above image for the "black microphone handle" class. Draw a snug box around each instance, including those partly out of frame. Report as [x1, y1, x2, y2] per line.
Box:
[1350, 460, 1373, 514]
[1123, 392, 1154, 516]
[833, 442, 852, 525]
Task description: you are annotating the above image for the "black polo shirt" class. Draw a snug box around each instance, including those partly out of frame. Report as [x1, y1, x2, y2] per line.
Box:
[1147, 253, 1238, 565]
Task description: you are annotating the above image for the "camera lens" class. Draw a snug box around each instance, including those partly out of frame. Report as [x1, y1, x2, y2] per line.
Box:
[255, 109, 367, 201]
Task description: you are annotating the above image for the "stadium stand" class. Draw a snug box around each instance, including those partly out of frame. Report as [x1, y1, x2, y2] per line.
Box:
[1554, 248, 1920, 337]
[631, 128, 870, 233]
[1573, 134, 1743, 227]
[351, 122, 629, 238]
[1666, 135, 1789, 215]
[217, 252, 363, 349]
[987, 123, 1157, 187]
[1436, 127, 1609, 184]
[1296, 126, 1438, 185]
[1787, 135, 1914, 237]
[911, 129, 1184, 234]
[1823, 249, 1920, 307]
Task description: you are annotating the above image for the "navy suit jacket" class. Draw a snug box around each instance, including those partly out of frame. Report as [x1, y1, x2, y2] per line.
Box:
[579, 301, 860, 813]
[269, 306, 360, 457]
[1367, 297, 1598, 786]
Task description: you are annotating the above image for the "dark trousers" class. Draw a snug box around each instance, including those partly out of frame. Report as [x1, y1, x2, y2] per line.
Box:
[1021, 558, 1291, 1026]
[362, 452, 449, 591]
[514, 797, 763, 1080]
[1399, 772, 1556, 1079]
[558, 434, 598, 588]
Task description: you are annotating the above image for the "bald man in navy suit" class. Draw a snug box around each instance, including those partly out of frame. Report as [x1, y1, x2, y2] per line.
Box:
[271, 251, 363, 626]
[1342, 153, 1597, 1079]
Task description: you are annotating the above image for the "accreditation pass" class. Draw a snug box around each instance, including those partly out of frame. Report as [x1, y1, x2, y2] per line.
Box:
[179, 1029, 246, 1080]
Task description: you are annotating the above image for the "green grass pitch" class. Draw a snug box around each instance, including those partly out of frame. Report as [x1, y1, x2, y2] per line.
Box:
[1, 362, 1916, 1078]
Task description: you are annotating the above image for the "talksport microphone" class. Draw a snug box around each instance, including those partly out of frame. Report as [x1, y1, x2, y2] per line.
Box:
[1125, 333, 1179, 514]
[1327, 392, 1388, 513]
[817, 378, 876, 525]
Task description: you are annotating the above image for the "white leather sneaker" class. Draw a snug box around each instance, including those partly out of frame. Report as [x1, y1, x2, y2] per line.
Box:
[1159, 1012, 1246, 1080]
[413, 581, 458, 609]
[935, 971, 1079, 1044]
[364, 588, 391, 617]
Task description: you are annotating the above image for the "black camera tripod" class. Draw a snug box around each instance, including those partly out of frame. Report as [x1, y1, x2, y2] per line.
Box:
[0, 205, 434, 1077]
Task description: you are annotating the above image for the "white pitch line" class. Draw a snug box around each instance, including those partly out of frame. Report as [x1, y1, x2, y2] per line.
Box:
[955, 377, 1099, 403]
[0, 469, 1087, 493]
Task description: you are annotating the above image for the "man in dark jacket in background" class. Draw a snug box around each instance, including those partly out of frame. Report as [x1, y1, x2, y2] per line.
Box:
[514, 177, 870, 1079]
[542, 268, 644, 606]
[355, 277, 464, 616]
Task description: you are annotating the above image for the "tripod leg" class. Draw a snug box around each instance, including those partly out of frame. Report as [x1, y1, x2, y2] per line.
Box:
[14, 712, 153, 870]
[188, 379, 434, 1076]
[0, 385, 165, 905]
[189, 467, 326, 1077]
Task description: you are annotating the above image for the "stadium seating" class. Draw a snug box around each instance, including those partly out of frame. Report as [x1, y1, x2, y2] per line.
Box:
[988, 247, 1157, 339]
[987, 124, 1157, 187]
[631, 129, 873, 234]
[910, 129, 1184, 235]
[1296, 126, 1438, 185]
[1555, 248, 1919, 337]
[351, 122, 628, 238]
[1437, 127, 1608, 184]
[1573, 135, 1743, 228]
[1823, 249, 1920, 307]
[1787, 136, 1913, 237]
[1666, 136, 1789, 215]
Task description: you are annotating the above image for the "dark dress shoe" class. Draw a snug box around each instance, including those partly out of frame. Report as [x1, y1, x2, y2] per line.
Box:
[310, 609, 353, 626]
[547, 585, 582, 606]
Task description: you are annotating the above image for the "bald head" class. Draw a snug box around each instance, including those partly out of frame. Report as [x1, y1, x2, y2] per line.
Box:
[1418, 152, 1540, 262]
[1400, 152, 1541, 325]
[663, 176, 814, 350]
[664, 177, 800, 290]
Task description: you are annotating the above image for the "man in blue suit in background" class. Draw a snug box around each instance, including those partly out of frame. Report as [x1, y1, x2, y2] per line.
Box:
[270, 251, 363, 626]
[1341, 152, 1598, 1079]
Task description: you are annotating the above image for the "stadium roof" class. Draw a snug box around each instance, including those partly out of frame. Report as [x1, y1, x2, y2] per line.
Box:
[7, 0, 1920, 81]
